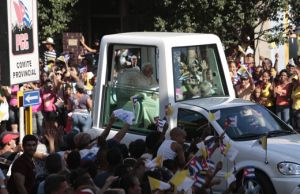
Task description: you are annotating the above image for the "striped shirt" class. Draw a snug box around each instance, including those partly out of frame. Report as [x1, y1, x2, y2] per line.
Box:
[44, 49, 56, 65]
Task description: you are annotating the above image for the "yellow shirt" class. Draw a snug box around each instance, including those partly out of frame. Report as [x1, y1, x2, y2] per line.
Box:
[291, 86, 300, 110]
[261, 83, 273, 107]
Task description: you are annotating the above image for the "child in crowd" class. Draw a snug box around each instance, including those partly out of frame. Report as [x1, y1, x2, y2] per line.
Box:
[157, 127, 186, 169]
[228, 61, 239, 85]
[251, 87, 263, 104]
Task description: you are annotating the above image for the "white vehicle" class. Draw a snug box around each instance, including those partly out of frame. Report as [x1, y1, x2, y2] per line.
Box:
[92, 32, 235, 140]
[91, 32, 300, 193]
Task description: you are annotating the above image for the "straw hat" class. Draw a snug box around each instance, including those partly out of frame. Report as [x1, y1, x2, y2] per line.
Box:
[42, 37, 55, 45]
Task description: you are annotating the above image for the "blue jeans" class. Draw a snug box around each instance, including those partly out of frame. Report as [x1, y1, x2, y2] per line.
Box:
[71, 113, 92, 132]
[32, 111, 43, 135]
[276, 105, 290, 124]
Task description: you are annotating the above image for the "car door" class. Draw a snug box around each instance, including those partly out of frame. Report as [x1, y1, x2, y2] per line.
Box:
[175, 104, 227, 192]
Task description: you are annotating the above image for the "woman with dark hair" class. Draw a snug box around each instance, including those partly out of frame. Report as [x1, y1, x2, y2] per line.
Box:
[257, 71, 274, 112]
[41, 79, 58, 120]
[70, 84, 92, 133]
[274, 69, 292, 124]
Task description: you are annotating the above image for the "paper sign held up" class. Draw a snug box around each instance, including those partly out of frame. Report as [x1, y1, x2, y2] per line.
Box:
[113, 109, 135, 125]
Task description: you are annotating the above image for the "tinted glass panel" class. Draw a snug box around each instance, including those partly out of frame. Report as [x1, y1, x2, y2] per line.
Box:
[177, 108, 214, 142]
[215, 105, 295, 141]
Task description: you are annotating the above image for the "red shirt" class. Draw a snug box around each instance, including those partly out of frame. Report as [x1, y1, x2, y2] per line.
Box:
[275, 83, 292, 106]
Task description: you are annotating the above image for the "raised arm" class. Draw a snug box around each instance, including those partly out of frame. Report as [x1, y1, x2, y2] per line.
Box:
[99, 114, 116, 140]
[69, 67, 80, 83]
[112, 122, 130, 143]
[80, 36, 97, 53]
[274, 53, 279, 71]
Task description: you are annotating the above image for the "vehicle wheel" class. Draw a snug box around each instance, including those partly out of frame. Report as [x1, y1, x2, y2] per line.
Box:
[236, 170, 276, 194]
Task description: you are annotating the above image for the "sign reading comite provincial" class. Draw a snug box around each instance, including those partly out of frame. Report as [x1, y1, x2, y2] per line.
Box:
[0, 0, 39, 85]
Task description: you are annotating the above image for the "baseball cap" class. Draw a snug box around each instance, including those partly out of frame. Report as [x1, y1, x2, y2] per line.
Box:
[0, 132, 19, 144]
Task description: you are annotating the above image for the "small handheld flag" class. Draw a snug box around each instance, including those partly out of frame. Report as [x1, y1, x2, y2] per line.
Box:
[208, 110, 220, 121]
[259, 135, 268, 164]
[243, 167, 255, 179]
[131, 95, 142, 112]
[148, 176, 171, 191]
[196, 141, 208, 159]
[170, 170, 194, 192]
[224, 116, 237, 129]
[165, 103, 174, 117]
[156, 118, 167, 132]
[188, 156, 203, 175]
[260, 136, 267, 150]
[193, 172, 206, 188]
[145, 155, 163, 170]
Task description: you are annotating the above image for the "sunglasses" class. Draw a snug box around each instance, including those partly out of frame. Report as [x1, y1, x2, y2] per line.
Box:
[56, 73, 62, 76]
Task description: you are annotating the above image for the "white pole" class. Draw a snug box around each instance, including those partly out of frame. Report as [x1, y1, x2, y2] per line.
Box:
[19, 107, 25, 143]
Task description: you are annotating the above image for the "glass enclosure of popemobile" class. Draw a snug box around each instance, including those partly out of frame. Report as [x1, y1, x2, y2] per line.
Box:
[93, 33, 235, 135]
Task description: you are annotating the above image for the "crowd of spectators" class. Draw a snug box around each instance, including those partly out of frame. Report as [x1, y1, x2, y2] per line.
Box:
[227, 44, 300, 131]
[0, 34, 299, 194]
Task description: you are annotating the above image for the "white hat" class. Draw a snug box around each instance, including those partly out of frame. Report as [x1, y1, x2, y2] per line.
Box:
[87, 72, 94, 79]
[245, 46, 254, 55]
[288, 58, 296, 67]
[42, 37, 55, 45]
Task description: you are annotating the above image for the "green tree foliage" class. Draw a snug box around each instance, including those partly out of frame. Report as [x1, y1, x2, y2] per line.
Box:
[153, 0, 287, 46]
[38, 0, 78, 39]
[288, 0, 300, 26]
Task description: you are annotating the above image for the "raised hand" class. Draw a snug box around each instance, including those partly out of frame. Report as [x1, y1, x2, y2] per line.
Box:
[200, 60, 208, 70]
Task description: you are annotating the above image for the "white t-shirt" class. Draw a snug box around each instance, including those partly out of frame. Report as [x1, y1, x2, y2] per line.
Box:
[157, 139, 177, 160]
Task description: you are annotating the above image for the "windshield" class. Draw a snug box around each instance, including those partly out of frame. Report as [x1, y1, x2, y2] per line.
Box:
[215, 105, 295, 141]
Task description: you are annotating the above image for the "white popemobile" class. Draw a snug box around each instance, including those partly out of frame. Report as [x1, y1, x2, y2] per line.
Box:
[90, 32, 300, 193]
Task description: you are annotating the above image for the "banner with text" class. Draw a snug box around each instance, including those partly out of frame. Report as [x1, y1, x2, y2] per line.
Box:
[0, 0, 39, 85]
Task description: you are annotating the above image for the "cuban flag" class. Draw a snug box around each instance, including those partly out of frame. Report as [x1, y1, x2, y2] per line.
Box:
[19, 0, 31, 27]
[13, 0, 31, 28]
[156, 118, 167, 132]
[207, 159, 215, 171]
[188, 156, 203, 176]
[224, 115, 237, 129]
[193, 172, 206, 188]
[200, 159, 209, 170]
[205, 137, 216, 157]
[243, 167, 255, 178]
[131, 95, 142, 111]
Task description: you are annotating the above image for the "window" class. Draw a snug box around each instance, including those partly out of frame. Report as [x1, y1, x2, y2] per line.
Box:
[172, 44, 228, 101]
[102, 44, 159, 134]
[177, 109, 214, 142]
[215, 105, 294, 141]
